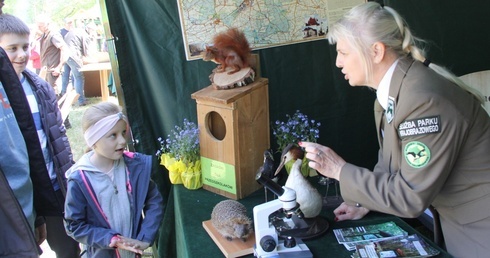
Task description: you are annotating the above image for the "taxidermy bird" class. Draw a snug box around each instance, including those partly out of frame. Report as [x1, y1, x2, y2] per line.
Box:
[274, 144, 323, 218]
[256, 149, 276, 202]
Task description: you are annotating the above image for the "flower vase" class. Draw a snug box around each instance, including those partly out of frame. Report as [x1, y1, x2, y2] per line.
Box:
[181, 160, 203, 190]
[160, 154, 183, 184]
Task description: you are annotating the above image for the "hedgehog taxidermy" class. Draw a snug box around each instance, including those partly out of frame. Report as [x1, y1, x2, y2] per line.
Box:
[211, 199, 253, 242]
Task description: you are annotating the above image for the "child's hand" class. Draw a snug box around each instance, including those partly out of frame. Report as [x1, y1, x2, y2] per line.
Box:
[109, 235, 120, 248]
[114, 236, 150, 254]
[119, 236, 150, 250]
[109, 235, 143, 254]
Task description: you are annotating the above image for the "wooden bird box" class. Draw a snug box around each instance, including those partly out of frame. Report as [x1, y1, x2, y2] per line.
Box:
[191, 78, 270, 200]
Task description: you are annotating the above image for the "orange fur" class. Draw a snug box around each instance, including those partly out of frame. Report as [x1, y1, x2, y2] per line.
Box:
[202, 28, 251, 74]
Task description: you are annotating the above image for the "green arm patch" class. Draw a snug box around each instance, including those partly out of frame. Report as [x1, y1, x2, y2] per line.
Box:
[404, 141, 431, 168]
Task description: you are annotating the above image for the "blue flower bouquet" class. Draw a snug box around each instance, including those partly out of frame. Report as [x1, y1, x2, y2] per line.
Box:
[157, 119, 202, 189]
[273, 110, 321, 177]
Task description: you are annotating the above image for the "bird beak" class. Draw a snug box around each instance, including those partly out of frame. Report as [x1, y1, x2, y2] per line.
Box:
[273, 156, 287, 177]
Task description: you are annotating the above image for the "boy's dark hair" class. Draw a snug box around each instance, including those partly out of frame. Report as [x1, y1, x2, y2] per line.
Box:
[0, 14, 30, 37]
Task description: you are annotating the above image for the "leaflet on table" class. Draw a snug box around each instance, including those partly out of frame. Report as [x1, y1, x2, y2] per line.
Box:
[333, 221, 408, 244]
[352, 234, 440, 258]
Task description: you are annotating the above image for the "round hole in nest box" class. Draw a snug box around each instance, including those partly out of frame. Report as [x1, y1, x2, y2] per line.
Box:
[205, 111, 226, 141]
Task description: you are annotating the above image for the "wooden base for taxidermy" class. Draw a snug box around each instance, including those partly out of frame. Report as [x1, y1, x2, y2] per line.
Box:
[210, 67, 255, 90]
[203, 220, 255, 258]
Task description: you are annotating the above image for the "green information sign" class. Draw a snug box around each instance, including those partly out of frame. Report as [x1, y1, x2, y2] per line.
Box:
[201, 157, 236, 194]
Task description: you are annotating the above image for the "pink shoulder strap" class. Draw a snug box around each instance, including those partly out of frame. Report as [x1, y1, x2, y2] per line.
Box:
[79, 170, 111, 226]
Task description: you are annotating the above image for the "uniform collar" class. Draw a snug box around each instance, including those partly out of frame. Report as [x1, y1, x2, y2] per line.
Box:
[376, 59, 399, 110]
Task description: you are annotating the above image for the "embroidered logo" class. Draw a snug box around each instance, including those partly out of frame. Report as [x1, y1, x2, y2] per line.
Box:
[386, 97, 395, 124]
[398, 116, 441, 138]
[404, 141, 430, 168]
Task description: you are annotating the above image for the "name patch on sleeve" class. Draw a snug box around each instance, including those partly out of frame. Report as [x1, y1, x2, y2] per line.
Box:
[398, 115, 441, 138]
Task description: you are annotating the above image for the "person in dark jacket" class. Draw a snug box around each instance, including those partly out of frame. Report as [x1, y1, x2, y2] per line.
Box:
[0, 14, 80, 257]
[36, 14, 68, 94]
[1, 44, 41, 258]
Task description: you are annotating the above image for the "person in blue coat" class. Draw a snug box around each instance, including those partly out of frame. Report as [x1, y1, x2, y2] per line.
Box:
[64, 101, 164, 257]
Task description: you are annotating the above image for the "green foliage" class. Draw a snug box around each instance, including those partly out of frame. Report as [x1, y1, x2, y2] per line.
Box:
[3, 0, 97, 25]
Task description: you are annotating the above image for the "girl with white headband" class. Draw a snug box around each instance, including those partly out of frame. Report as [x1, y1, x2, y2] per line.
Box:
[64, 102, 164, 257]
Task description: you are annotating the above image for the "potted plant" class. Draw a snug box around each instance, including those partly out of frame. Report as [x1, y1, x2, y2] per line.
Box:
[157, 119, 202, 189]
[273, 110, 321, 177]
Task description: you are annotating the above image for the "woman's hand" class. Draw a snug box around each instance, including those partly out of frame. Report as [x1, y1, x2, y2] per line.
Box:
[299, 141, 346, 181]
[334, 202, 370, 221]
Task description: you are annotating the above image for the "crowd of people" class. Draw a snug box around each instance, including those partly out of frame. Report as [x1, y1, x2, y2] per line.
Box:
[31, 15, 99, 106]
[1, 3, 164, 257]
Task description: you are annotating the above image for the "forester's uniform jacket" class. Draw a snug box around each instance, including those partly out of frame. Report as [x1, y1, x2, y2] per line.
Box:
[339, 57, 490, 258]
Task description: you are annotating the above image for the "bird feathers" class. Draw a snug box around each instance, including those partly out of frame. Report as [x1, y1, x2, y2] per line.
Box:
[260, 149, 276, 179]
[285, 159, 323, 218]
[284, 156, 311, 177]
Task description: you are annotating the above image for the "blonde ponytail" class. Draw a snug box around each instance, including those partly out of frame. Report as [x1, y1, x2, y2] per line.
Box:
[328, 2, 485, 105]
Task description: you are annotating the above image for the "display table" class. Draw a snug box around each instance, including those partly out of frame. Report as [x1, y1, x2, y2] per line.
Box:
[80, 62, 111, 101]
[172, 177, 451, 257]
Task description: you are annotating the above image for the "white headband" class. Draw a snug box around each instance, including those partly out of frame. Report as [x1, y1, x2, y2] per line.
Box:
[84, 112, 128, 147]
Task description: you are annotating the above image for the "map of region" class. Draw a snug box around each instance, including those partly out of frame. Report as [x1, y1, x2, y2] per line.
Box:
[177, 0, 364, 60]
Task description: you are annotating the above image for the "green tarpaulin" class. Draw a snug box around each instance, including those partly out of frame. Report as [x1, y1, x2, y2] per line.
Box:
[102, 0, 490, 257]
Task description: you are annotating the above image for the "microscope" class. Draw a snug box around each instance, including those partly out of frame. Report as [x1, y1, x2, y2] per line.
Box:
[253, 172, 313, 258]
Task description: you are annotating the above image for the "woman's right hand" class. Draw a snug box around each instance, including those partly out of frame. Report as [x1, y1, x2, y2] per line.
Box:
[299, 141, 346, 181]
[333, 202, 370, 221]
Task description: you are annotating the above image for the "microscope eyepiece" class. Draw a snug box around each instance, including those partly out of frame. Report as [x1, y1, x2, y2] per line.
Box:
[256, 172, 285, 197]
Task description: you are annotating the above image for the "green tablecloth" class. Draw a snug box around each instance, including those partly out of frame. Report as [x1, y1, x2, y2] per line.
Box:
[172, 177, 451, 258]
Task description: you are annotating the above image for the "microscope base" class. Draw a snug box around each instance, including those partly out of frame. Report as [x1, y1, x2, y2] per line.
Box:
[271, 212, 330, 240]
[254, 237, 313, 258]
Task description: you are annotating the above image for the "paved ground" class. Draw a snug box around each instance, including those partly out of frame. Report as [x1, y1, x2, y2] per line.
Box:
[40, 242, 87, 258]
[39, 241, 57, 258]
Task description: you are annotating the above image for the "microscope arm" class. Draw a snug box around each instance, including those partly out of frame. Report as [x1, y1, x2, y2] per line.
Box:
[254, 172, 298, 253]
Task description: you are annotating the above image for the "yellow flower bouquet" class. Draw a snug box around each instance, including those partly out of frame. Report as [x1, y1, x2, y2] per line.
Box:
[157, 119, 202, 189]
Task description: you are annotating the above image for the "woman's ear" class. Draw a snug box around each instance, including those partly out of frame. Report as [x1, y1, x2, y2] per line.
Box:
[372, 42, 386, 64]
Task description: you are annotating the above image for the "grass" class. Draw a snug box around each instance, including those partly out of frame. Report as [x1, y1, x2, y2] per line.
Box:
[65, 97, 104, 162]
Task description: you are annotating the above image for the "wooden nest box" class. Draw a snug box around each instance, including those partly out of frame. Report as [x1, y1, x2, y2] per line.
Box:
[191, 77, 270, 199]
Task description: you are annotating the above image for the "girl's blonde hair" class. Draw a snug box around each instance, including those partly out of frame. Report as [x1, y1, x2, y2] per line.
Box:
[82, 102, 123, 133]
[327, 2, 484, 104]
